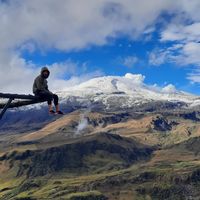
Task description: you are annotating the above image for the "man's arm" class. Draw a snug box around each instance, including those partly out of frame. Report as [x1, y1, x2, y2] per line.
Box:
[45, 80, 54, 94]
[35, 76, 48, 91]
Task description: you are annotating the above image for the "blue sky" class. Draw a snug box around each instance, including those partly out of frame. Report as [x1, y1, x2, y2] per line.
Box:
[23, 36, 198, 94]
[1, 0, 200, 94]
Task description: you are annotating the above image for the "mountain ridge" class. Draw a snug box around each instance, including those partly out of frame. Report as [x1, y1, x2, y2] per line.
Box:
[1, 73, 200, 134]
[57, 73, 199, 106]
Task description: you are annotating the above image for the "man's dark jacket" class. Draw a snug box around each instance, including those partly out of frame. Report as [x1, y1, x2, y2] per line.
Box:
[33, 67, 50, 94]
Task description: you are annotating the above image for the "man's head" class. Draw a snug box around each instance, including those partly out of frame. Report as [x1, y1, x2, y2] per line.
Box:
[41, 67, 50, 79]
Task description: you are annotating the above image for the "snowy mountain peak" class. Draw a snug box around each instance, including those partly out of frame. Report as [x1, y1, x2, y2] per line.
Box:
[1, 73, 200, 128]
[57, 73, 199, 105]
[61, 73, 161, 95]
[61, 73, 174, 95]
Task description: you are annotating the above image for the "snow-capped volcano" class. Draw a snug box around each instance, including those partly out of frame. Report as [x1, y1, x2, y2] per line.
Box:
[0, 73, 200, 111]
[1, 73, 200, 133]
[57, 73, 200, 108]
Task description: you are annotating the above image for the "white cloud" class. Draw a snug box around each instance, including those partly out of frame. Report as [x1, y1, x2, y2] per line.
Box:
[149, 49, 169, 66]
[124, 73, 179, 93]
[1, 0, 200, 92]
[180, 42, 200, 66]
[124, 73, 145, 85]
[50, 70, 104, 92]
[187, 69, 200, 84]
[156, 10, 200, 67]
[121, 55, 138, 68]
[0, 0, 175, 52]
[146, 0, 200, 69]
[0, 53, 36, 93]
[149, 42, 200, 67]
[149, 39, 200, 67]
[161, 23, 200, 42]
[162, 84, 177, 93]
[0, 53, 102, 94]
[0, 0, 175, 93]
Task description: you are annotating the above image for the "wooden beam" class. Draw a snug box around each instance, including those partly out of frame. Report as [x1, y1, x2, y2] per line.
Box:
[0, 93, 37, 100]
[0, 92, 47, 119]
[0, 99, 46, 109]
[0, 98, 14, 119]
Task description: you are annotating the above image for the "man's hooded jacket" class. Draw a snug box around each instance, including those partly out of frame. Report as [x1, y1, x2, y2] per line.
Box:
[33, 67, 51, 94]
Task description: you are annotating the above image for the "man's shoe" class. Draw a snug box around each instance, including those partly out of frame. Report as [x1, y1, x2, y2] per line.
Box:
[56, 111, 64, 115]
[49, 110, 56, 114]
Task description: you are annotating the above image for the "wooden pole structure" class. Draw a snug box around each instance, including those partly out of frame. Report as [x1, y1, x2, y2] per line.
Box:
[0, 98, 14, 119]
[0, 93, 38, 100]
[0, 93, 46, 119]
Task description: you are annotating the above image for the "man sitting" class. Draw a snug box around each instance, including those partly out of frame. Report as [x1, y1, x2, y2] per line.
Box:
[33, 67, 63, 114]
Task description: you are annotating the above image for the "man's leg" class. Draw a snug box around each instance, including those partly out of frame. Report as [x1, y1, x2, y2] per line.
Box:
[53, 94, 63, 114]
[48, 103, 53, 112]
[35, 90, 54, 112]
[52, 94, 58, 107]
[53, 94, 60, 112]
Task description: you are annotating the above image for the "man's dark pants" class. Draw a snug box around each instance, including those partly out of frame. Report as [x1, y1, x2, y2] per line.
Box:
[34, 90, 58, 106]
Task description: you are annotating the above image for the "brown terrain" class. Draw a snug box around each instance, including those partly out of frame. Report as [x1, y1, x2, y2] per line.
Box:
[0, 109, 200, 199]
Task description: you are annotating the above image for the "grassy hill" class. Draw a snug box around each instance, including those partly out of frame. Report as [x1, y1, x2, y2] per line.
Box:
[1, 109, 200, 199]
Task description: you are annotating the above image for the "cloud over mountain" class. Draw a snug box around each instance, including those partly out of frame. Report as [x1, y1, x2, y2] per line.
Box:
[0, 0, 200, 92]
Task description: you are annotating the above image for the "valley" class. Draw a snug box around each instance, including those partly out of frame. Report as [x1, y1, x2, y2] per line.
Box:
[1, 107, 200, 199]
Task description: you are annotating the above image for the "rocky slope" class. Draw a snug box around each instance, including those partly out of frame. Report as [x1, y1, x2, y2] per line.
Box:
[0, 108, 200, 199]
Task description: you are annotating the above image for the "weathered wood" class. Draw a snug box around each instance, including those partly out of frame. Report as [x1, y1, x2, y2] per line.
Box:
[0, 99, 46, 109]
[0, 98, 14, 119]
[0, 93, 37, 100]
[0, 93, 47, 119]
